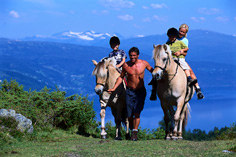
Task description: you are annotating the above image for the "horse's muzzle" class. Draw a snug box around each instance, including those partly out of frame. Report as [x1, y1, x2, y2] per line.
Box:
[95, 87, 103, 95]
[152, 71, 162, 80]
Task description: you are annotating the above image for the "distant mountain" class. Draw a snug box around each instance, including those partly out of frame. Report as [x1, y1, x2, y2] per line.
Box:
[23, 30, 123, 46]
[22, 30, 236, 65]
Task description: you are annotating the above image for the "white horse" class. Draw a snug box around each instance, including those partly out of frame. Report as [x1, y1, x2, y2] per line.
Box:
[152, 44, 194, 140]
[92, 57, 129, 140]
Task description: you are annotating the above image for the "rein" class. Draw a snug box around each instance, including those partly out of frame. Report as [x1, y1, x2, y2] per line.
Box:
[154, 52, 170, 72]
[154, 50, 179, 81]
[96, 83, 105, 87]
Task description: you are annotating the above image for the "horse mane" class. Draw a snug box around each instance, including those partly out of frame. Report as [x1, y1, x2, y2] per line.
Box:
[92, 57, 116, 78]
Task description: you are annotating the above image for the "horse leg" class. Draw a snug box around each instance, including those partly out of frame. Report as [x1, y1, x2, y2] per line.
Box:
[100, 101, 107, 139]
[178, 104, 189, 140]
[168, 105, 175, 136]
[115, 117, 122, 140]
[161, 102, 171, 140]
[173, 99, 185, 140]
[125, 118, 131, 140]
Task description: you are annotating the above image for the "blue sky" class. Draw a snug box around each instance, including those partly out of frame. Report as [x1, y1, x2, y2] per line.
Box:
[1, 0, 236, 38]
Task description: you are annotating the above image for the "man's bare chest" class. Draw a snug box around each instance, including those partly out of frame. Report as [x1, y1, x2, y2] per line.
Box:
[126, 65, 145, 75]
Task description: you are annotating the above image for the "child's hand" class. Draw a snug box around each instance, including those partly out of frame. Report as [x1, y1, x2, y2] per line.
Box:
[174, 50, 182, 56]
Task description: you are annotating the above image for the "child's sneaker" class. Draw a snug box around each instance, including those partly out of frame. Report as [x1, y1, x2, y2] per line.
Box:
[196, 88, 204, 100]
[187, 77, 197, 86]
[131, 130, 138, 141]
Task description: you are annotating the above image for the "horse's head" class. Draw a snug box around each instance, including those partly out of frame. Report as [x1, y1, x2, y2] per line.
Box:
[152, 44, 171, 80]
[92, 57, 116, 95]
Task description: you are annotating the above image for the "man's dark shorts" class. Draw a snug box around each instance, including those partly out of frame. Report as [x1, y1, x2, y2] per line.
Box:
[126, 87, 146, 118]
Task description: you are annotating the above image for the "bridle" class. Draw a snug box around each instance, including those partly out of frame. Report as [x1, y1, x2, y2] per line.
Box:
[96, 83, 105, 87]
[154, 51, 170, 72]
[154, 49, 180, 82]
[96, 65, 109, 91]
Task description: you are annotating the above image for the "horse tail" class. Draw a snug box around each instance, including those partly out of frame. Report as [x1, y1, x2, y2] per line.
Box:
[182, 103, 191, 130]
[185, 85, 195, 103]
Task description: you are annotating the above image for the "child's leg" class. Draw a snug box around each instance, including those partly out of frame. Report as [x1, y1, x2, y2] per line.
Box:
[187, 64, 204, 99]
[184, 69, 191, 77]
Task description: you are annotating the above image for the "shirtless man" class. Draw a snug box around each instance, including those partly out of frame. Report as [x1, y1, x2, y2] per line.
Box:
[108, 47, 153, 141]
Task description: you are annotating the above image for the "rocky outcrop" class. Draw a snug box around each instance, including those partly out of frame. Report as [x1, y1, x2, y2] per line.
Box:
[0, 109, 34, 133]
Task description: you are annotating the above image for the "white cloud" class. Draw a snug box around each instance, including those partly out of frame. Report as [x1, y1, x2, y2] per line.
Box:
[136, 35, 145, 38]
[9, 10, 20, 18]
[118, 14, 133, 21]
[143, 17, 151, 22]
[153, 15, 167, 22]
[24, 0, 55, 7]
[198, 8, 220, 15]
[92, 10, 109, 15]
[142, 6, 149, 9]
[215, 16, 229, 22]
[190, 17, 205, 22]
[150, 3, 167, 9]
[100, 0, 135, 9]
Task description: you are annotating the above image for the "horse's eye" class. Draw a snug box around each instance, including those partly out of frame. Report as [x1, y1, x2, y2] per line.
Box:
[163, 58, 167, 62]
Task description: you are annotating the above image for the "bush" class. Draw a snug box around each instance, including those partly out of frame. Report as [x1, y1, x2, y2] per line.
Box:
[0, 80, 98, 136]
[216, 123, 236, 140]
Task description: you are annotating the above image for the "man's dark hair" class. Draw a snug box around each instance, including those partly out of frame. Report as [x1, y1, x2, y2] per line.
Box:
[109, 36, 120, 46]
[167, 27, 178, 37]
[129, 47, 139, 55]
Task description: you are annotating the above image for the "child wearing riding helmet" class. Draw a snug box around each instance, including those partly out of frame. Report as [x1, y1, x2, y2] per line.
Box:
[178, 24, 204, 99]
[108, 36, 127, 71]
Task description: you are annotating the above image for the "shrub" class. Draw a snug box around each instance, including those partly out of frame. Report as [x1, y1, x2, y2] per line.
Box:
[216, 123, 236, 140]
[0, 80, 98, 136]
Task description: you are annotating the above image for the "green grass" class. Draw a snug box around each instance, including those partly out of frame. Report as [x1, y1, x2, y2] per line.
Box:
[0, 130, 235, 157]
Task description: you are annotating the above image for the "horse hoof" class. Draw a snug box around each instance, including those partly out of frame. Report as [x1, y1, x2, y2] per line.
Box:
[178, 137, 183, 140]
[115, 137, 122, 140]
[171, 136, 178, 140]
[126, 134, 131, 140]
[165, 137, 171, 140]
[101, 135, 106, 139]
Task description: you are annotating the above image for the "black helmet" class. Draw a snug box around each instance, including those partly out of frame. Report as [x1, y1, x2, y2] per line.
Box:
[109, 36, 120, 46]
[167, 27, 178, 37]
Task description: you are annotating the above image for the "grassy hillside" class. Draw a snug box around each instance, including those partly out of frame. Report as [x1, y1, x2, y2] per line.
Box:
[1, 130, 235, 156]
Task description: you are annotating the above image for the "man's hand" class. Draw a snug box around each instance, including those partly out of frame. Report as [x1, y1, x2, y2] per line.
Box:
[107, 88, 115, 94]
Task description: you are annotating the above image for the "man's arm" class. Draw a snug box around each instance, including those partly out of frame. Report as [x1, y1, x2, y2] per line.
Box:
[144, 60, 154, 73]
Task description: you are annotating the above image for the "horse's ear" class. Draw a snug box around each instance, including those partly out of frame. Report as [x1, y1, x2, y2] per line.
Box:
[153, 44, 156, 48]
[92, 60, 97, 66]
